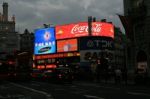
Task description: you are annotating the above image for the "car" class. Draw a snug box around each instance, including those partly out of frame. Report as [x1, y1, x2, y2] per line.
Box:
[31, 69, 44, 81]
[42, 69, 54, 81]
[53, 67, 74, 83]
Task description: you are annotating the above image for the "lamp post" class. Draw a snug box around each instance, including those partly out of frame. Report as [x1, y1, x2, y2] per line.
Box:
[88, 16, 92, 36]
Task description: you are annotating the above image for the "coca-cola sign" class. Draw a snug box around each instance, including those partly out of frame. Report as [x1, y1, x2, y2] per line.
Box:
[71, 24, 88, 34]
[71, 23, 102, 34]
[56, 22, 114, 40]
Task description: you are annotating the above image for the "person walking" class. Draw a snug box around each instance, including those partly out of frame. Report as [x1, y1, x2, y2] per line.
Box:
[91, 63, 97, 82]
[114, 68, 122, 84]
[121, 67, 128, 85]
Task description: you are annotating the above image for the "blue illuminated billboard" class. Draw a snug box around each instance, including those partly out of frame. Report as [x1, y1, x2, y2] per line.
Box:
[34, 28, 56, 55]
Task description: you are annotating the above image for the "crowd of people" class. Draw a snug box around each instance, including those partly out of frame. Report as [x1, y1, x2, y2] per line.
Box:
[66, 57, 149, 85]
[90, 57, 128, 85]
[89, 58, 148, 85]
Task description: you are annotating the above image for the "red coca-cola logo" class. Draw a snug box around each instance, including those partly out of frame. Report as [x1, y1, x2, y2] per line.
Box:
[71, 24, 88, 34]
[71, 23, 102, 34]
[92, 24, 102, 33]
[56, 22, 114, 39]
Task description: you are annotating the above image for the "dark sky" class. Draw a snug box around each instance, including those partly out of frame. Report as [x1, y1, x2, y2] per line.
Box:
[0, 0, 124, 33]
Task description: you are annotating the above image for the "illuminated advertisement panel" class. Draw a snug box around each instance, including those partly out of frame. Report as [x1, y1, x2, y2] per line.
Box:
[57, 39, 78, 52]
[56, 22, 114, 39]
[56, 22, 88, 39]
[92, 22, 114, 38]
[34, 28, 56, 55]
[79, 36, 114, 50]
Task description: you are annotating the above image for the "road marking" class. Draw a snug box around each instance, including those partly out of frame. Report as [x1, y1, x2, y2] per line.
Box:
[31, 81, 57, 87]
[98, 85, 120, 90]
[128, 92, 150, 96]
[76, 83, 120, 90]
[10, 82, 54, 99]
[84, 95, 105, 99]
[0, 85, 10, 89]
[0, 95, 4, 98]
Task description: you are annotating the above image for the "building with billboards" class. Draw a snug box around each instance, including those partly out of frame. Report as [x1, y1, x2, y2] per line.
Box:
[33, 22, 114, 72]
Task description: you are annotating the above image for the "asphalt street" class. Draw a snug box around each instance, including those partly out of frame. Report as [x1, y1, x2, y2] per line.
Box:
[0, 80, 150, 99]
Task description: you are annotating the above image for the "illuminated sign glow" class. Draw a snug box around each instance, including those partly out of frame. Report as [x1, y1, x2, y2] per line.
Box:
[92, 22, 114, 38]
[56, 22, 114, 39]
[57, 39, 78, 52]
[34, 52, 80, 60]
[34, 28, 56, 55]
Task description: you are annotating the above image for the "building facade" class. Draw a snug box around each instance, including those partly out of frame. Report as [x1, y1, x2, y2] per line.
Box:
[20, 29, 34, 53]
[114, 27, 126, 69]
[0, 2, 19, 57]
[124, 0, 150, 75]
[33, 22, 114, 71]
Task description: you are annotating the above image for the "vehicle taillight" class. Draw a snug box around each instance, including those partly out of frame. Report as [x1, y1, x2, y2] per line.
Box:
[14, 73, 16, 76]
[58, 74, 62, 78]
[31, 74, 36, 77]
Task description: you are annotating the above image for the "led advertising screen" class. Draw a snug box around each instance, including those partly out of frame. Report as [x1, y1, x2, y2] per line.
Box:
[57, 39, 78, 52]
[55, 22, 114, 39]
[92, 22, 114, 38]
[34, 28, 56, 55]
[56, 22, 88, 40]
[79, 36, 114, 50]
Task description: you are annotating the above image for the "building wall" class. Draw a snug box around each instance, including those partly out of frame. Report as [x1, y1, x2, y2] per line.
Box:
[124, 0, 150, 75]
[124, 0, 131, 16]
[0, 3, 19, 56]
[20, 29, 34, 53]
[114, 27, 126, 69]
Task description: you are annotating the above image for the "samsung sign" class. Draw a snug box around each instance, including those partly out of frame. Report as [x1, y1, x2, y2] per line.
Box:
[34, 28, 56, 55]
[80, 37, 114, 50]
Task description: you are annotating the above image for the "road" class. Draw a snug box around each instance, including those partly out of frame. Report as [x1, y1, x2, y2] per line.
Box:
[0, 80, 150, 99]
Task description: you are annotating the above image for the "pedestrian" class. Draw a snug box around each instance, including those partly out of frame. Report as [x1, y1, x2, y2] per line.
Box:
[114, 68, 122, 84]
[121, 67, 128, 85]
[96, 63, 101, 82]
[104, 69, 109, 84]
[91, 63, 97, 82]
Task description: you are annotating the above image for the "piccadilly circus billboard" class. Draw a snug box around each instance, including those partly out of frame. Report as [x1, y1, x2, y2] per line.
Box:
[34, 28, 56, 55]
[57, 39, 78, 52]
[79, 36, 114, 50]
[56, 22, 114, 40]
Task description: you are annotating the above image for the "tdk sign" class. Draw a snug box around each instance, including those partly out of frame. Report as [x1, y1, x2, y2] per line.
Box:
[87, 40, 113, 48]
[80, 37, 114, 50]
